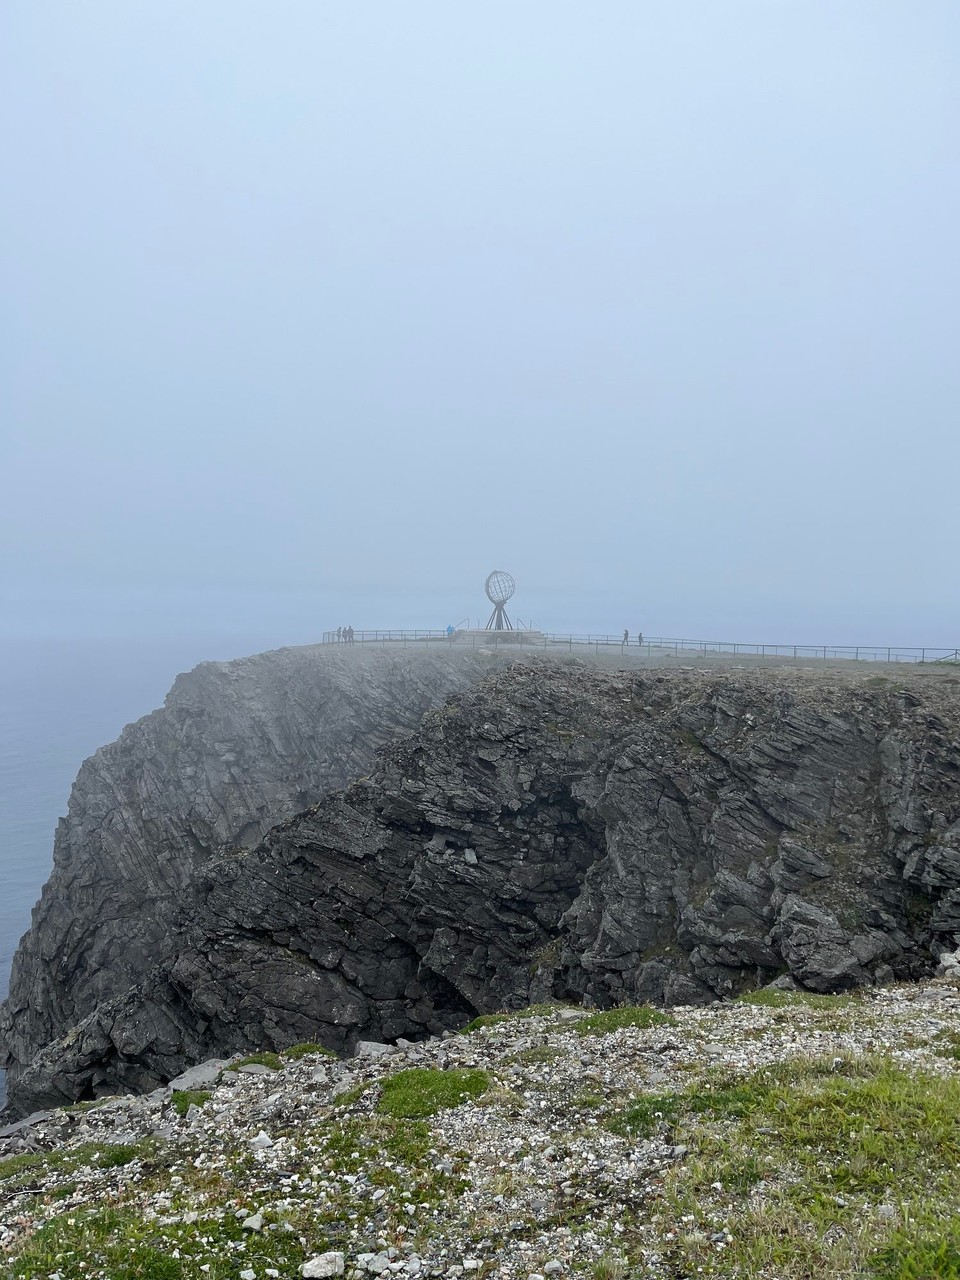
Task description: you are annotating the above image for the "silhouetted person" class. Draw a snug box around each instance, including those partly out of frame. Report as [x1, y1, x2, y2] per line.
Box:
[336, 627, 342, 643]
[637, 631, 644, 647]
[623, 629, 629, 645]
[348, 626, 356, 646]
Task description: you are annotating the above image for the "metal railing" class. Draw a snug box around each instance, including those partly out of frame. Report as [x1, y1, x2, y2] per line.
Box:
[320, 629, 959, 665]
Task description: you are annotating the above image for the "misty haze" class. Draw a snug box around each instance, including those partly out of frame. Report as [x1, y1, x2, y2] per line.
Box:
[1, 4, 959, 1277]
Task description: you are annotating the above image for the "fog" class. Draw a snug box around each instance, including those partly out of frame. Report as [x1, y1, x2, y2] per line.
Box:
[3, 2, 958, 646]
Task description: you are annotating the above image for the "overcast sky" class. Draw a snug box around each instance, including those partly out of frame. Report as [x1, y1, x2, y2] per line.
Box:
[2, 2, 958, 644]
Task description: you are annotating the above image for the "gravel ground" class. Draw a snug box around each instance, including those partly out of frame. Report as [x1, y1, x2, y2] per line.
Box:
[5, 979, 960, 1278]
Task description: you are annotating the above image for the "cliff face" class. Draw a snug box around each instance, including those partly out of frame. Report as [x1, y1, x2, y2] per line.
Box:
[0, 645, 509, 1089]
[4, 659, 960, 1117]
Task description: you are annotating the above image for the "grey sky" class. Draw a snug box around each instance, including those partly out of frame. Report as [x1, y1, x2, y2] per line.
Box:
[2, 2, 958, 643]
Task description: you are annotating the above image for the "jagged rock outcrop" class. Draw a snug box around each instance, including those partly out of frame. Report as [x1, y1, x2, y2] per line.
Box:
[0, 644, 512, 1093]
[4, 658, 960, 1117]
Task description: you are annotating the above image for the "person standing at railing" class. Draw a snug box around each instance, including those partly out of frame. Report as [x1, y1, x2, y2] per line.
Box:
[623, 629, 629, 645]
[637, 631, 643, 647]
[336, 627, 342, 644]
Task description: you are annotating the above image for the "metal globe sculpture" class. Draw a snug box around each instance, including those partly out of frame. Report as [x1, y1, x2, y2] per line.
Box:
[484, 569, 515, 630]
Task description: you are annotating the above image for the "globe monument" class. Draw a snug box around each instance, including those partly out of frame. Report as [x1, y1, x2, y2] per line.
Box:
[484, 569, 515, 630]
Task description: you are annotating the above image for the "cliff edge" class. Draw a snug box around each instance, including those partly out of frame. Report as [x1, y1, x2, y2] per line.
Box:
[0, 644, 511, 1102]
[3, 657, 960, 1116]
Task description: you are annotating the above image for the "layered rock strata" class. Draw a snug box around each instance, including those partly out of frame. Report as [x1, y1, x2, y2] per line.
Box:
[0, 645, 511, 1098]
[4, 659, 960, 1116]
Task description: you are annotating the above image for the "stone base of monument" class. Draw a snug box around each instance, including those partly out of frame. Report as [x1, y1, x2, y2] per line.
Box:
[453, 629, 545, 645]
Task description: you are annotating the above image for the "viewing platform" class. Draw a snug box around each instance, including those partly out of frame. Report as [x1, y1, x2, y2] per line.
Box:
[319, 629, 959, 667]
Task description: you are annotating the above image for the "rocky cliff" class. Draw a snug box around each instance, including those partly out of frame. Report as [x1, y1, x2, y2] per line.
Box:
[0, 644, 512, 1103]
[4, 657, 959, 1118]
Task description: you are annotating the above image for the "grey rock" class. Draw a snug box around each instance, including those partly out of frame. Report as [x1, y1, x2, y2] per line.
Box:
[3, 658, 960, 1116]
[764, 974, 801, 991]
[329, 1079, 360, 1100]
[302, 1254, 346, 1278]
[168, 1059, 230, 1090]
[0, 1110, 51, 1139]
[0, 646, 514, 1102]
[354, 1041, 393, 1059]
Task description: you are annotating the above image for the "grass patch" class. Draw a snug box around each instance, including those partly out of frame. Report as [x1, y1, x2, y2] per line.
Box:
[170, 1088, 211, 1117]
[377, 1068, 490, 1118]
[0, 1151, 46, 1182]
[737, 986, 860, 1010]
[4, 1112, 464, 1277]
[572, 1090, 607, 1110]
[8, 1208, 184, 1279]
[332, 1081, 372, 1107]
[6, 1200, 318, 1279]
[934, 1029, 960, 1061]
[232, 1050, 282, 1070]
[0, 1142, 146, 1196]
[283, 1040, 337, 1060]
[95, 1143, 141, 1169]
[460, 1012, 513, 1033]
[460, 1002, 573, 1034]
[509, 1045, 564, 1065]
[871, 1222, 960, 1279]
[606, 1092, 683, 1138]
[576, 1005, 676, 1035]
[654, 1054, 960, 1277]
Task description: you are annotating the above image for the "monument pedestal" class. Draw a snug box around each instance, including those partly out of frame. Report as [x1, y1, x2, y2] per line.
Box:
[453, 629, 545, 645]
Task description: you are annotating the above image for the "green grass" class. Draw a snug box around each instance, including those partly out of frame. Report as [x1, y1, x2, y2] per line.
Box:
[171, 1088, 211, 1117]
[95, 1143, 141, 1168]
[330, 1081, 373, 1108]
[231, 1050, 282, 1070]
[572, 1090, 607, 1110]
[871, 1222, 960, 1279]
[0, 1150, 46, 1182]
[737, 986, 860, 1010]
[283, 1040, 337, 1060]
[651, 1055, 960, 1278]
[934, 1029, 960, 1061]
[576, 1005, 676, 1035]
[508, 1044, 564, 1065]
[459, 1003, 571, 1034]
[377, 1067, 490, 1118]
[0, 1141, 143, 1188]
[460, 1012, 514, 1033]
[4, 1101, 468, 1278]
[5, 1201, 318, 1280]
[605, 1092, 683, 1138]
[7, 1209, 184, 1280]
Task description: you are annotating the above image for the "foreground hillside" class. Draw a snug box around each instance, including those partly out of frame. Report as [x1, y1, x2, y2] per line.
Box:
[4, 982, 960, 1279]
[4, 659, 960, 1118]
